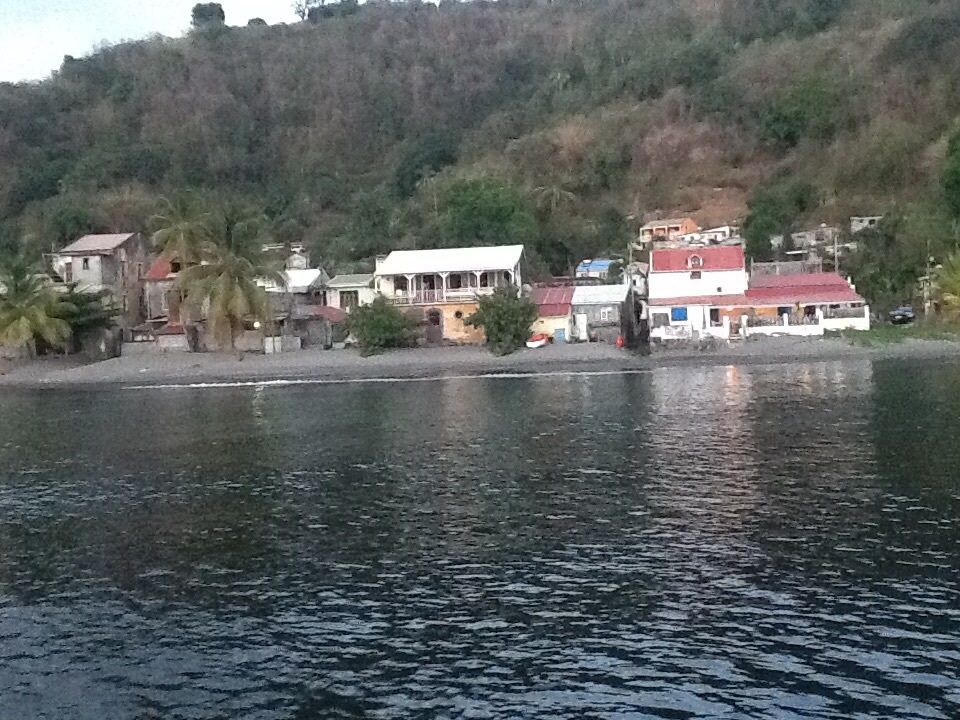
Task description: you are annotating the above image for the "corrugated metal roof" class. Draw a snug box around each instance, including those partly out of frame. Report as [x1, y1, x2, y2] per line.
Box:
[375, 245, 523, 276]
[572, 284, 631, 305]
[144, 257, 174, 281]
[641, 218, 697, 229]
[58, 233, 137, 255]
[531, 286, 575, 316]
[651, 246, 745, 272]
[749, 272, 851, 289]
[327, 273, 374, 288]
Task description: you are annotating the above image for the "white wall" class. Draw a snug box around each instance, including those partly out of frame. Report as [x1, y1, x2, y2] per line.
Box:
[328, 286, 377, 309]
[821, 308, 870, 332]
[648, 269, 747, 299]
[51, 255, 106, 290]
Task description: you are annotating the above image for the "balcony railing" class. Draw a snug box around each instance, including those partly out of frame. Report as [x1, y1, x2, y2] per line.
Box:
[389, 287, 497, 305]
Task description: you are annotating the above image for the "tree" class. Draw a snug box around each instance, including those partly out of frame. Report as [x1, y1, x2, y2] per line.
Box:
[943, 128, 960, 221]
[192, 3, 225, 29]
[743, 180, 818, 261]
[175, 206, 283, 353]
[52, 284, 120, 348]
[465, 287, 537, 355]
[395, 133, 458, 197]
[0, 256, 72, 356]
[247, 18, 267, 27]
[938, 251, 960, 321]
[437, 178, 539, 248]
[150, 196, 214, 265]
[346, 296, 415, 354]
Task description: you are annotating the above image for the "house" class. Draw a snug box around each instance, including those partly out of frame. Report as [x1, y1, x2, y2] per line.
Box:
[675, 226, 740, 246]
[326, 274, 376, 312]
[49, 232, 151, 339]
[575, 259, 615, 280]
[647, 246, 749, 341]
[640, 217, 700, 244]
[571, 284, 632, 343]
[143, 257, 180, 324]
[531, 286, 575, 343]
[851, 215, 883, 234]
[742, 272, 870, 335]
[374, 245, 524, 343]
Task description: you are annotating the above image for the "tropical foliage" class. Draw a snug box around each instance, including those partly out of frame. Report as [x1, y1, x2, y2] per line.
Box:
[3, 1, 960, 307]
[938, 252, 960, 321]
[465, 287, 538, 356]
[0, 257, 73, 355]
[346, 296, 415, 354]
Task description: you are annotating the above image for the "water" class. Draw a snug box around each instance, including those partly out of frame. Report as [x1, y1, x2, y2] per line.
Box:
[1, 359, 959, 719]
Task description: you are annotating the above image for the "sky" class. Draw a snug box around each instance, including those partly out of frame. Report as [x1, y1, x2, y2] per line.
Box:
[0, 1, 297, 82]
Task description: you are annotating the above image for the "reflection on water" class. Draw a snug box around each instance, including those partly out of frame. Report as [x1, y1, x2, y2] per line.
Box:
[0, 359, 959, 719]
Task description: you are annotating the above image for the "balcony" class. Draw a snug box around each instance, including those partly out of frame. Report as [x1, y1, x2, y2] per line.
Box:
[389, 287, 497, 306]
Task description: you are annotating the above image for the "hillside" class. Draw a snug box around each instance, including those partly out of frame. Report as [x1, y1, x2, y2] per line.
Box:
[2, 0, 960, 305]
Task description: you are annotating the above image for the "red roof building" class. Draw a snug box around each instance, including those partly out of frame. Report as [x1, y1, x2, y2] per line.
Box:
[531, 286, 575, 317]
[745, 272, 864, 307]
[650, 246, 746, 273]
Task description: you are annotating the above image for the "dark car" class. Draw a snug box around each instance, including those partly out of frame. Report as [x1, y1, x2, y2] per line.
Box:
[889, 306, 916, 325]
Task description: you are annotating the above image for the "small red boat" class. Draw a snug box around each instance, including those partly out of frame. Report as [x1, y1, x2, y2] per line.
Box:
[525, 333, 550, 349]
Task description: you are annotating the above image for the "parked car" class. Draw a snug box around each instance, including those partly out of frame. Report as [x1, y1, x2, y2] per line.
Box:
[889, 306, 915, 325]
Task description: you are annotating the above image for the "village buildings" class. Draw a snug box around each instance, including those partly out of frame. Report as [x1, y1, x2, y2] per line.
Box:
[639, 217, 700, 244]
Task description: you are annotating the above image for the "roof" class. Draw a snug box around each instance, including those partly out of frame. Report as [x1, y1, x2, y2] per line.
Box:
[290, 305, 347, 323]
[746, 272, 863, 306]
[572, 284, 631, 305]
[642, 218, 697, 230]
[283, 268, 324, 293]
[531, 286, 575, 316]
[647, 273, 864, 308]
[327, 273, 374, 289]
[58, 233, 137, 255]
[375, 245, 523, 276]
[651, 246, 745, 272]
[144, 257, 175, 281]
[576, 259, 614, 273]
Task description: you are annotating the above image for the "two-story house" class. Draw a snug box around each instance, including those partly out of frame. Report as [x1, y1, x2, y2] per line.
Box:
[640, 217, 700, 244]
[374, 245, 524, 343]
[647, 246, 749, 340]
[50, 233, 151, 339]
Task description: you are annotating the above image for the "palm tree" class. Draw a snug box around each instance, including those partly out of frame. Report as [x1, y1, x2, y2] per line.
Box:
[0, 256, 73, 356]
[150, 195, 214, 265]
[176, 206, 285, 353]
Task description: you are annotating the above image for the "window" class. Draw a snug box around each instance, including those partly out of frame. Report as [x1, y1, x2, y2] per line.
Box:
[671, 307, 688, 322]
[716, 287, 723, 293]
[690, 271, 701, 280]
[137, 263, 144, 279]
[710, 308, 721, 326]
[395, 276, 408, 293]
[64, 262, 73, 282]
[688, 255, 703, 269]
[652, 313, 670, 328]
[479, 272, 489, 288]
[82, 258, 90, 270]
[503, 271, 512, 284]
[340, 290, 359, 310]
[600, 307, 612, 322]
[170, 261, 182, 273]
[448, 273, 463, 290]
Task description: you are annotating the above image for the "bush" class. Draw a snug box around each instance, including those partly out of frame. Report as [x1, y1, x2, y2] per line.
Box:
[346, 296, 415, 354]
[465, 287, 537, 356]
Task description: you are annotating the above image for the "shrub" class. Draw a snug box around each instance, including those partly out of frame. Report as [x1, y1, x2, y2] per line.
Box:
[465, 287, 537, 356]
[346, 296, 415, 354]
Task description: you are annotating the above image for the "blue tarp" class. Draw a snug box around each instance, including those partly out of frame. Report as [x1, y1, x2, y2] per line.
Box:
[671, 307, 688, 322]
[576, 259, 615, 273]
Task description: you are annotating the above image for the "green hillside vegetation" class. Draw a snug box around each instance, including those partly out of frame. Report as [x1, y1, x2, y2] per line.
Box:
[2, 0, 960, 309]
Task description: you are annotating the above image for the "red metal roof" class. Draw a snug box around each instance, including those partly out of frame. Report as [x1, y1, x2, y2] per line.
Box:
[749, 272, 851, 289]
[291, 305, 348, 323]
[745, 272, 864, 306]
[651, 246, 745, 272]
[144, 257, 174, 281]
[531, 286, 574, 317]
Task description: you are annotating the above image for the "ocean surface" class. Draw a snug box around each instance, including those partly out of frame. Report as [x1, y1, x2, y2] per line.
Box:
[0, 359, 958, 719]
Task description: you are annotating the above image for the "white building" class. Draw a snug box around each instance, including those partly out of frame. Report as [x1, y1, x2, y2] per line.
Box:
[326, 274, 376, 312]
[675, 226, 739, 246]
[647, 246, 748, 341]
[374, 245, 524, 343]
[850, 215, 883, 234]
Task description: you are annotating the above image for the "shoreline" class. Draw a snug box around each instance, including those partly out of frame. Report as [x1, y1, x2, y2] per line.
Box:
[1, 336, 958, 390]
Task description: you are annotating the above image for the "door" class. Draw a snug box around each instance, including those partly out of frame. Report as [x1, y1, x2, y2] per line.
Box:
[575, 313, 588, 341]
